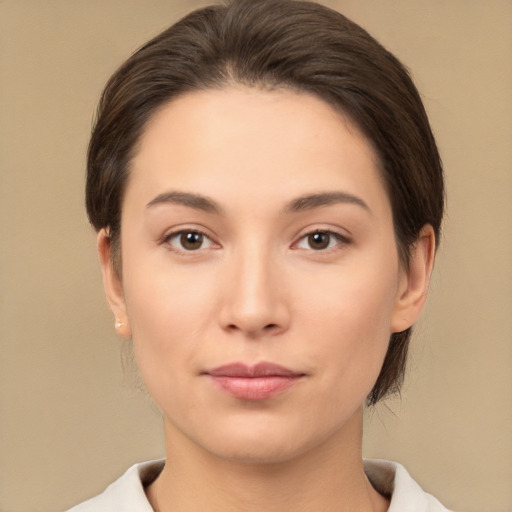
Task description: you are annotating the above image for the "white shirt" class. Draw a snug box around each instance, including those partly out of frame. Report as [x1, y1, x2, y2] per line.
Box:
[67, 459, 450, 511]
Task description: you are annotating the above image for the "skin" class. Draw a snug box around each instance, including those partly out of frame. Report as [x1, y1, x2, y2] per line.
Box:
[98, 87, 435, 512]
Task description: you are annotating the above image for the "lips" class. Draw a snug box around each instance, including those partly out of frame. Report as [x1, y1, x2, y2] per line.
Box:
[204, 362, 304, 400]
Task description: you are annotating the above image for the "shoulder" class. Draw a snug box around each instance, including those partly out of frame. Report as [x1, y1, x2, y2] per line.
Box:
[364, 459, 452, 512]
[66, 459, 164, 512]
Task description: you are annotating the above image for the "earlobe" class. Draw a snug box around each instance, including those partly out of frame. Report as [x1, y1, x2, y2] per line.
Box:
[391, 225, 436, 333]
[97, 229, 132, 338]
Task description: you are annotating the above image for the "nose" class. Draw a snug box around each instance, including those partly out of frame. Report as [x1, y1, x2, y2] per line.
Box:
[218, 246, 290, 338]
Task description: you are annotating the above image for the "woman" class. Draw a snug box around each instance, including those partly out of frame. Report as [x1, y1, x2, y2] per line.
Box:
[70, 0, 448, 510]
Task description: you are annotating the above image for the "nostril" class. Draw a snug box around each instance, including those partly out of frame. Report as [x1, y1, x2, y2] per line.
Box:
[225, 323, 280, 334]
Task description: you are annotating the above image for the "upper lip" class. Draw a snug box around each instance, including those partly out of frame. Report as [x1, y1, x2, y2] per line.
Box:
[205, 362, 303, 377]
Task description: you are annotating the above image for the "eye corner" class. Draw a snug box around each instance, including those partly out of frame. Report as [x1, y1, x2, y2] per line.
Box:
[292, 228, 352, 252]
[161, 228, 221, 254]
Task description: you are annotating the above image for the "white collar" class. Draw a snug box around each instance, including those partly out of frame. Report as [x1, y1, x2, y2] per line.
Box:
[68, 458, 450, 511]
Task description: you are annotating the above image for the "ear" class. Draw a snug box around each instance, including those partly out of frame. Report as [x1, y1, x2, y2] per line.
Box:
[391, 225, 436, 333]
[97, 229, 131, 338]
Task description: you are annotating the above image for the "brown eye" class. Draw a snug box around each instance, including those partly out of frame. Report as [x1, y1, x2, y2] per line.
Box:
[180, 232, 203, 250]
[307, 232, 331, 250]
[166, 230, 215, 252]
[294, 230, 348, 252]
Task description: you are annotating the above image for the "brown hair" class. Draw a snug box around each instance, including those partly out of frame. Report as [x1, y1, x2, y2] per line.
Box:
[86, 0, 444, 405]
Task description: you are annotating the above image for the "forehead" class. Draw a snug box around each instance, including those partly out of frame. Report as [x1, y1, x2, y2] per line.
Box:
[135, 86, 374, 162]
[126, 86, 388, 216]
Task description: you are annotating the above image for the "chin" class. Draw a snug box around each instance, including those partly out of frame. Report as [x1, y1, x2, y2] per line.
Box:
[204, 436, 311, 466]
[186, 414, 339, 467]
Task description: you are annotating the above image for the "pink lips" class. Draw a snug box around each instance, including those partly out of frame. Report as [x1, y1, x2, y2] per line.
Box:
[204, 362, 304, 401]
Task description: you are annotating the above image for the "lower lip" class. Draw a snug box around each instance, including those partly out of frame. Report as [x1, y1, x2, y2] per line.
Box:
[208, 375, 301, 400]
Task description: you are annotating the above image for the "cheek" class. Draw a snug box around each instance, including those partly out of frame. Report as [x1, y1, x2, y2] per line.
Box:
[298, 263, 398, 391]
[122, 258, 218, 381]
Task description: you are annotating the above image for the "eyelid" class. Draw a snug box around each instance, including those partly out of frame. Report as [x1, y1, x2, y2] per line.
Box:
[160, 226, 221, 253]
[292, 227, 352, 251]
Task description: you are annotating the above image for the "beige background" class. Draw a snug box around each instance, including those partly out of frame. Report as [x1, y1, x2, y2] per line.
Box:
[1, 1, 511, 511]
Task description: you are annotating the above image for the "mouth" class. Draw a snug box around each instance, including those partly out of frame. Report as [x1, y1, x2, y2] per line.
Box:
[203, 362, 305, 401]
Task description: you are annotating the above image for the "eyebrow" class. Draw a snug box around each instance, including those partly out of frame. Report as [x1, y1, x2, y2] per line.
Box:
[146, 191, 222, 214]
[284, 192, 371, 214]
[146, 190, 370, 215]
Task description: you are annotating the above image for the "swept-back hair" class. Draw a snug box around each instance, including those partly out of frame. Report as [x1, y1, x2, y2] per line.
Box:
[86, 0, 444, 405]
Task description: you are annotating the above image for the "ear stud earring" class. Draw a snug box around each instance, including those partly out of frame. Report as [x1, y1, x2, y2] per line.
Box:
[114, 318, 131, 338]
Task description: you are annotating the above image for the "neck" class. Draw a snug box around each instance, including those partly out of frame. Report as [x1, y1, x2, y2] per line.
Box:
[146, 408, 388, 512]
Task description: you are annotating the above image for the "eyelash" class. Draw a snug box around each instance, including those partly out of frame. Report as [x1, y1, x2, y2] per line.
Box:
[293, 229, 351, 252]
[161, 228, 351, 254]
[162, 229, 218, 253]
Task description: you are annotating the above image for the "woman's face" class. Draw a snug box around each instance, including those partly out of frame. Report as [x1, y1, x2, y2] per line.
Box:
[101, 87, 429, 463]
